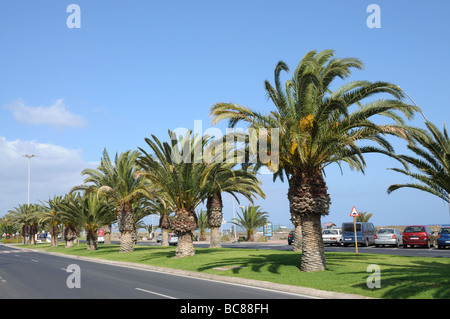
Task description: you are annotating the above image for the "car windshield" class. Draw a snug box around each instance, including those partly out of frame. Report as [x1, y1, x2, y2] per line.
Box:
[404, 226, 425, 232]
[343, 223, 361, 232]
[377, 229, 394, 234]
[439, 228, 450, 234]
[323, 230, 339, 234]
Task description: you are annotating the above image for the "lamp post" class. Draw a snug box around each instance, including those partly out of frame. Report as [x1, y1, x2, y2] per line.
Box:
[23, 155, 37, 205]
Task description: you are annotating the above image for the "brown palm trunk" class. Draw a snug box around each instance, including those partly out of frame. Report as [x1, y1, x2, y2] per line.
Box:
[86, 230, 98, 251]
[172, 208, 197, 258]
[29, 224, 38, 245]
[159, 214, 171, 246]
[207, 192, 223, 248]
[288, 171, 331, 272]
[290, 214, 302, 252]
[117, 202, 135, 253]
[64, 224, 78, 248]
[50, 225, 59, 247]
[103, 225, 112, 244]
[22, 225, 29, 245]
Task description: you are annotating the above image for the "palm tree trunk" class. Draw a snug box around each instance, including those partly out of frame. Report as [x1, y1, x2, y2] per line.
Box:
[288, 171, 331, 272]
[207, 192, 223, 248]
[64, 224, 78, 248]
[103, 225, 112, 244]
[290, 214, 302, 252]
[172, 208, 197, 258]
[161, 227, 169, 246]
[86, 230, 98, 251]
[117, 202, 135, 253]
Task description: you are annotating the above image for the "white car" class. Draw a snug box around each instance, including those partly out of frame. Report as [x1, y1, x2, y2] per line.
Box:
[375, 228, 402, 247]
[322, 229, 342, 246]
[97, 235, 105, 244]
[168, 233, 178, 246]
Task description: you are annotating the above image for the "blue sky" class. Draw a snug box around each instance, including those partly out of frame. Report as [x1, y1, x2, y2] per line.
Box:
[1, 0, 449, 229]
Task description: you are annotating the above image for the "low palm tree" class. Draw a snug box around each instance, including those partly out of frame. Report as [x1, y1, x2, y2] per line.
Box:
[8, 204, 39, 245]
[145, 196, 174, 246]
[135, 130, 223, 257]
[356, 212, 373, 222]
[60, 194, 115, 251]
[232, 205, 269, 242]
[197, 209, 209, 241]
[211, 49, 422, 271]
[71, 149, 147, 253]
[388, 121, 450, 207]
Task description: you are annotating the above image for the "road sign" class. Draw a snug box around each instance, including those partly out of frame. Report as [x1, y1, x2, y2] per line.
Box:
[350, 206, 359, 217]
[350, 206, 359, 253]
[263, 222, 273, 238]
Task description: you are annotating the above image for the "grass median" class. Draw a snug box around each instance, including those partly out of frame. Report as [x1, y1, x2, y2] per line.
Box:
[22, 242, 450, 299]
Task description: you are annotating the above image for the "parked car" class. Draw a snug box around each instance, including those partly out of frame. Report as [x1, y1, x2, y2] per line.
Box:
[168, 233, 178, 246]
[97, 235, 105, 244]
[437, 226, 450, 249]
[322, 229, 342, 246]
[342, 222, 376, 247]
[375, 228, 402, 247]
[402, 225, 436, 248]
[287, 231, 294, 245]
[156, 233, 162, 243]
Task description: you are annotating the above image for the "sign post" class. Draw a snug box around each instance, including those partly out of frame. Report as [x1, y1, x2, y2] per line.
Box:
[350, 206, 359, 254]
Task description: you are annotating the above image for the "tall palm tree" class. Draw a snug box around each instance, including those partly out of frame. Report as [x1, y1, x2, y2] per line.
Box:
[210, 49, 422, 271]
[231, 205, 269, 242]
[388, 121, 450, 207]
[71, 149, 146, 253]
[135, 130, 223, 258]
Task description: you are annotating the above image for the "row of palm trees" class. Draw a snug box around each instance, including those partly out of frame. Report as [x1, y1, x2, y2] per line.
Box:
[3, 49, 449, 272]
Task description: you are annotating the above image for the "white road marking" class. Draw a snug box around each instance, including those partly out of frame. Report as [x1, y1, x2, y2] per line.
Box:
[135, 287, 177, 299]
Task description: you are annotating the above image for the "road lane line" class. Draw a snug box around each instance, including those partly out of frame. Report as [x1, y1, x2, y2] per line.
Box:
[135, 287, 177, 299]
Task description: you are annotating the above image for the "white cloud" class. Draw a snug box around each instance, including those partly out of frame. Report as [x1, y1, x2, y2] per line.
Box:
[0, 136, 97, 215]
[4, 99, 88, 128]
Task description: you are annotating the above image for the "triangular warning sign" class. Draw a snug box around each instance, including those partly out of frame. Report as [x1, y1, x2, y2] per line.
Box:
[350, 206, 359, 217]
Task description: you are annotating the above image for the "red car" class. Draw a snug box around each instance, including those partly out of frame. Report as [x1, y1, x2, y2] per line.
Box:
[402, 225, 436, 248]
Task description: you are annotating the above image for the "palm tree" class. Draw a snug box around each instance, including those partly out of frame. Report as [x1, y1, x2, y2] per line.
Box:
[8, 204, 40, 245]
[71, 149, 146, 253]
[60, 194, 115, 251]
[145, 196, 174, 246]
[356, 212, 373, 222]
[210, 49, 422, 271]
[231, 205, 268, 242]
[135, 130, 223, 258]
[388, 121, 450, 208]
[205, 158, 265, 248]
[197, 209, 209, 241]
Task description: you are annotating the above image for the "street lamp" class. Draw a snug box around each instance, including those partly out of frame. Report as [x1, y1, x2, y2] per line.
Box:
[22, 154, 37, 205]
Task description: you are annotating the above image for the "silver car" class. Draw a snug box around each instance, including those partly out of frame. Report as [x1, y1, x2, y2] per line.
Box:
[322, 229, 342, 246]
[375, 228, 403, 247]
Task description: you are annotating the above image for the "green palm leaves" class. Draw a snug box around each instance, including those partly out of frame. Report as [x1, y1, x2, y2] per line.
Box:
[232, 205, 268, 242]
[211, 49, 422, 272]
[388, 122, 450, 204]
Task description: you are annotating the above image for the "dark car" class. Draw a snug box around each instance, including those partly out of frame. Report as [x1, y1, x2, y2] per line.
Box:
[403, 225, 436, 248]
[288, 231, 294, 245]
[437, 227, 450, 249]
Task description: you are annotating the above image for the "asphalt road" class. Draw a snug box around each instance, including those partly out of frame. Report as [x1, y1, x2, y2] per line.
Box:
[0, 244, 310, 300]
[133, 240, 450, 258]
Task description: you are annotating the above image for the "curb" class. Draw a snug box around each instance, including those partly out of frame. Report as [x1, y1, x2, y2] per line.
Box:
[4, 244, 373, 299]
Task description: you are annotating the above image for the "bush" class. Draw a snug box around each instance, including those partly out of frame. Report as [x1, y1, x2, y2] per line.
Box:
[2, 238, 22, 244]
